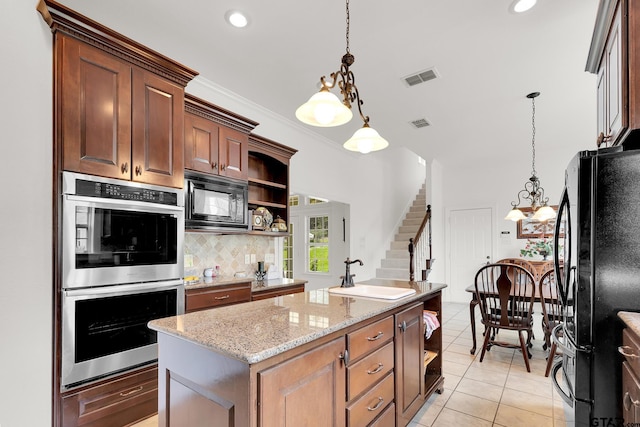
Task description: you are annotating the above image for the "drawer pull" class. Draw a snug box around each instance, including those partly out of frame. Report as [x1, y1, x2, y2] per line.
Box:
[367, 332, 384, 341]
[367, 363, 384, 375]
[367, 397, 384, 412]
[119, 386, 143, 397]
[618, 345, 640, 358]
[624, 391, 640, 411]
[214, 295, 231, 300]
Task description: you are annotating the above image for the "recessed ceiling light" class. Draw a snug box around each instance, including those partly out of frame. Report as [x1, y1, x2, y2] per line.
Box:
[225, 10, 249, 28]
[510, 0, 537, 13]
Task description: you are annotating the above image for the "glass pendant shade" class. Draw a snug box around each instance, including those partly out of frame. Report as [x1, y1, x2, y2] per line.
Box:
[343, 125, 389, 154]
[505, 208, 526, 222]
[532, 205, 556, 222]
[295, 89, 353, 127]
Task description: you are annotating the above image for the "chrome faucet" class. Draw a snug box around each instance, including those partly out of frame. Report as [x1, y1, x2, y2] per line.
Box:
[341, 258, 363, 288]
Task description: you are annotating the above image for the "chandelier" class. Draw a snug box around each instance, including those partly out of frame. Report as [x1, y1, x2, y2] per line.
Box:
[505, 92, 556, 222]
[295, 0, 388, 154]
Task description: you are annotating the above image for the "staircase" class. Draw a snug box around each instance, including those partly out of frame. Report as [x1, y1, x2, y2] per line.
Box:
[375, 184, 427, 280]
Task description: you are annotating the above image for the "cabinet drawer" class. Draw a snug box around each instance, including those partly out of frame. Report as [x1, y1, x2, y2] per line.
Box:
[61, 364, 157, 427]
[186, 284, 251, 312]
[622, 361, 640, 422]
[622, 328, 640, 375]
[348, 316, 394, 362]
[368, 402, 395, 427]
[347, 341, 394, 400]
[346, 372, 394, 427]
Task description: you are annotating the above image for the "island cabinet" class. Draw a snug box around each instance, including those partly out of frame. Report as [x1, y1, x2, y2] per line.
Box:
[54, 31, 196, 188]
[587, 0, 640, 147]
[248, 134, 297, 232]
[149, 281, 446, 427]
[618, 312, 640, 423]
[184, 94, 259, 180]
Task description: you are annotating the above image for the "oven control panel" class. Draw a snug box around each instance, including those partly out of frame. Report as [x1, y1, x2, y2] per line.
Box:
[75, 179, 179, 206]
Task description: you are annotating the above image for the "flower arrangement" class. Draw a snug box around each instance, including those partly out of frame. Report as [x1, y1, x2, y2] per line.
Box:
[520, 239, 553, 260]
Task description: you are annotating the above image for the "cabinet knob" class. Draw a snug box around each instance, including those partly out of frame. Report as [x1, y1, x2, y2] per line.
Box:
[211, 162, 218, 170]
[624, 391, 640, 411]
[339, 349, 350, 365]
[121, 162, 129, 174]
[597, 132, 611, 147]
[135, 165, 142, 176]
[398, 321, 407, 332]
[618, 345, 639, 358]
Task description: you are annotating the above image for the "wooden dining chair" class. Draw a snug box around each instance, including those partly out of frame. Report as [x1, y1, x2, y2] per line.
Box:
[539, 268, 563, 377]
[496, 258, 539, 282]
[474, 263, 536, 372]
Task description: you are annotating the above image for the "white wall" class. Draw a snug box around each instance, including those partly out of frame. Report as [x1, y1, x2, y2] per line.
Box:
[0, 1, 53, 426]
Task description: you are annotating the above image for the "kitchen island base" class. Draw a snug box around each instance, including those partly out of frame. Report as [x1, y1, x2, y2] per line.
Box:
[151, 280, 445, 426]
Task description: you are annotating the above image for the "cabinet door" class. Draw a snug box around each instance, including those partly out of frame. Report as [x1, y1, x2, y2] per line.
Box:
[259, 337, 346, 427]
[60, 35, 132, 179]
[219, 126, 248, 180]
[184, 112, 220, 174]
[395, 303, 424, 425]
[606, 4, 623, 144]
[132, 69, 184, 188]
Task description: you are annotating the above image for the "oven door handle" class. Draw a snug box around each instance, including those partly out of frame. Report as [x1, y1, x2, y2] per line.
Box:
[550, 359, 574, 407]
[64, 279, 184, 297]
[64, 194, 184, 213]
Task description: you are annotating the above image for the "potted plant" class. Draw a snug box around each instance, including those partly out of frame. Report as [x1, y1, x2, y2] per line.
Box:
[520, 239, 553, 260]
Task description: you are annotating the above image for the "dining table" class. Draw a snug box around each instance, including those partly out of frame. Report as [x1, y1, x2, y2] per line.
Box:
[465, 283, 556, 355]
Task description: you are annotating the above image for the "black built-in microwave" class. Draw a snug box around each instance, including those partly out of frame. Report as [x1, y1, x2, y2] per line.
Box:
[184, 171, 249, 231]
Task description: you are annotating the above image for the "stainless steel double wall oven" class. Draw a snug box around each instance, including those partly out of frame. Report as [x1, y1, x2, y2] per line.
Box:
[61, 172, 184, 390]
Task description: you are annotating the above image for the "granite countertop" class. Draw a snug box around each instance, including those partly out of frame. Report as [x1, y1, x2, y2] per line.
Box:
[185, 276, 306, 292]
[149, 279, 446, 364]
[619, 311, 640, 337]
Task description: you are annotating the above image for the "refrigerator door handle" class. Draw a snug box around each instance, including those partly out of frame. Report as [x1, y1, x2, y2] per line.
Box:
[551, 360, 574, 407]
[554, 187, 570, 306]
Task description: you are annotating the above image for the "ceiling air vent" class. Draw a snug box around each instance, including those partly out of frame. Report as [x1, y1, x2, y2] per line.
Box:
[410, 118, 430, 129]
[403, 68, 439, 87]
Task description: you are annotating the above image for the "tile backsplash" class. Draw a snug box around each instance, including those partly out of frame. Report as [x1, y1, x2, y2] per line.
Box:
[184, 233, 277, 279]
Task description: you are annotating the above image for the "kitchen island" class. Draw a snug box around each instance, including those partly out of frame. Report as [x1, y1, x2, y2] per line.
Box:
[149, 279, 446, 426]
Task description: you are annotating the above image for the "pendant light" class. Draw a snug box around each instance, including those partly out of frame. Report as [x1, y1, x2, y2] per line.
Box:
[506, 92, 555, 222]
[295, 0, 389, 153]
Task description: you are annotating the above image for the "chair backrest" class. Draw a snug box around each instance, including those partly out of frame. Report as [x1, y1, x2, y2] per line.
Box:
[539, 268, 563, 327]
[496, 258, 538, 281]
[474, 263, 536, 329]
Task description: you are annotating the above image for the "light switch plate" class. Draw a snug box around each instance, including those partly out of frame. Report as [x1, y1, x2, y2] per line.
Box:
[250, 254, 256, 263]
[244, 254, 250, 264]
[184, 254, 194, 268]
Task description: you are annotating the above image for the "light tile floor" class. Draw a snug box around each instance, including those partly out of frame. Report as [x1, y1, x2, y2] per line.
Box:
[133, 302, 572, 427]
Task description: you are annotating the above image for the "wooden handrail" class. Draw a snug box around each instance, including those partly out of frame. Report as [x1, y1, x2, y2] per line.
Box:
[409, 205, 432, 282]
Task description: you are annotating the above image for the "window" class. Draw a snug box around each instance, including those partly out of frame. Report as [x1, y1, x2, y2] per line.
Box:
[308, 196, 328, 205]
[289, 195, 299, 206]
[308, 215, 329, 273]
[283, 222, 294, 279]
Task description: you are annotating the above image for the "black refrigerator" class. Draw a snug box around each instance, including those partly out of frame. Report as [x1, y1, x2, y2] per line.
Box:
[552, 145, 640, 425]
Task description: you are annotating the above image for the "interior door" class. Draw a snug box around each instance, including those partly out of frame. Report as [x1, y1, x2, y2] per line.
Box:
[447, 208, 493, 303]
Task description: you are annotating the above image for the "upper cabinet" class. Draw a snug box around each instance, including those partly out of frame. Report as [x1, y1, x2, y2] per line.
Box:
[248, 134, 297, 228]
[39, 0, 198, 188]
[184, 94, 258, 181]
[587, 0, 640, 147]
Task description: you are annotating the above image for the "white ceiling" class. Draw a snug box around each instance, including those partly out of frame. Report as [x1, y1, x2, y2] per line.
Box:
[57, 0, 600, 169]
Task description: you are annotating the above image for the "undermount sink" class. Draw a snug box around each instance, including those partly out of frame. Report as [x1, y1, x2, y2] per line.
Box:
[328, 284, 416, 300]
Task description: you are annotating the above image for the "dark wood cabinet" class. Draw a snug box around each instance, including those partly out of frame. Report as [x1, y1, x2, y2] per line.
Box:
[259, 337, 346, 427]
[61, 364, 158, 427]
[251, 282, 305, 300]
[58, 34, 190, 188]
[395, 303, 425, 425]
[620, 327, 640, 422]
[248, 134, 297, 232]
[587, 0, 640, 147]
[185, 282, 252, 313]
[184, 93, 258, 180]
